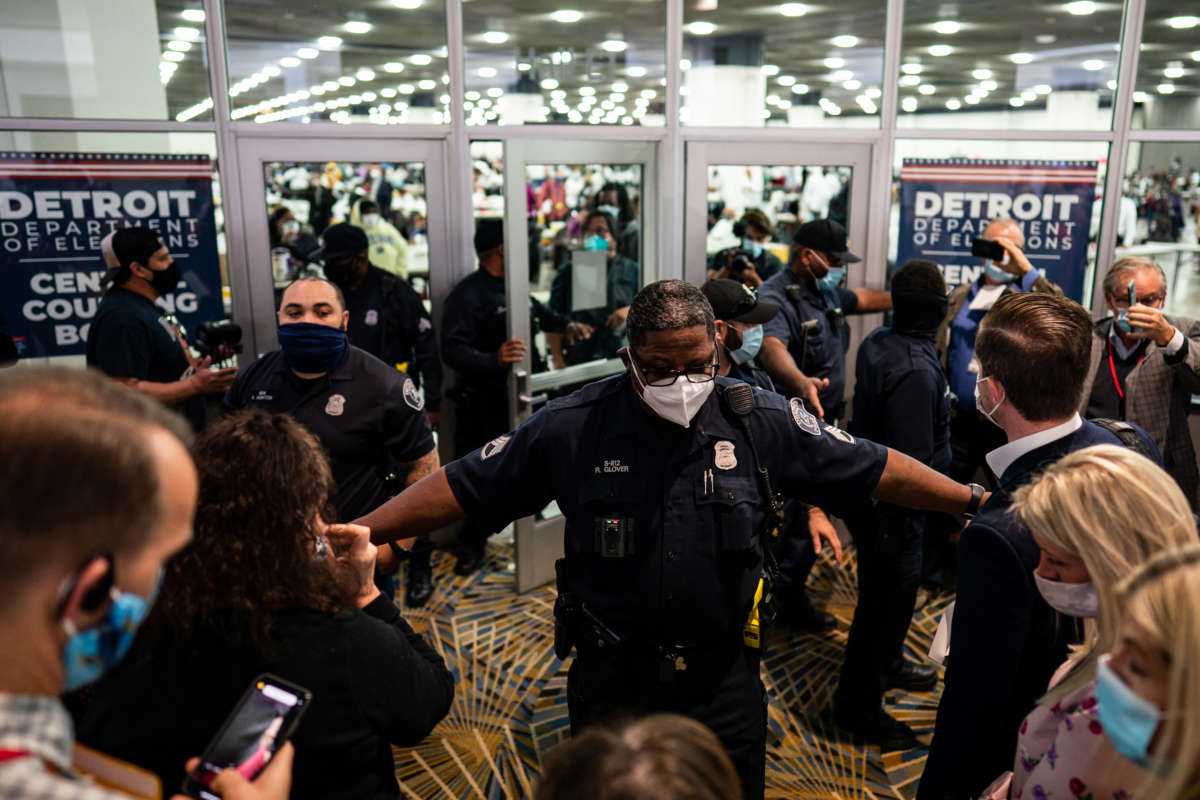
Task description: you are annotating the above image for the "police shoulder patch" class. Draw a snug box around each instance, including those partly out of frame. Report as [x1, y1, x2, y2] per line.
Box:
[823, 423, 855, 444]
[480, 435, 510, 460]
[789, 397, 821, 436]
[401, 376, 423, 411]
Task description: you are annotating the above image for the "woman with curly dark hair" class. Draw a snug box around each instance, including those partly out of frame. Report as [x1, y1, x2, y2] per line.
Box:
[73, 410, 453, 800]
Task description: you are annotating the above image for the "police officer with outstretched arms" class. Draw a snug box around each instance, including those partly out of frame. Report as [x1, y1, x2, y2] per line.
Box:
[355, 280, 986, 800]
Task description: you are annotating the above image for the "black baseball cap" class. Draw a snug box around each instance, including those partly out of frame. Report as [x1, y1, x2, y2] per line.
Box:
[474, 218, 504, 254]
[701, 279, 780, 324]
[793, 219, 861, 264]
[311, 223, 368, 262]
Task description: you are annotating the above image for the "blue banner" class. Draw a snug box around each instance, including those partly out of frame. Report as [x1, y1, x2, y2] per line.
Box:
[0, 152, 223, 359]
[896, 158, 1099, 301]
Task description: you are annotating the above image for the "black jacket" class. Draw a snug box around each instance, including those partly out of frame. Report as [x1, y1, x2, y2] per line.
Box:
[74, 595, 454, 800]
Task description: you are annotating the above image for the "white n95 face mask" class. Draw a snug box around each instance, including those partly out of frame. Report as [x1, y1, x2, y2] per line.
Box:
[1033, 572, 1099, 618]
[632, 364, 714, 428]
[362, 213, 382, 228]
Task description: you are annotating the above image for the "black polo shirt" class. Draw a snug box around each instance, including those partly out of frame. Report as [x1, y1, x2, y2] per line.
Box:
[87, 287, 206, 431]
[223, 345, 435, 521]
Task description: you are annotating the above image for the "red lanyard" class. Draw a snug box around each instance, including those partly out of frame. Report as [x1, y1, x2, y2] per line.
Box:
[1107, 339, 1144, 400]
[0, 748, 30, 764]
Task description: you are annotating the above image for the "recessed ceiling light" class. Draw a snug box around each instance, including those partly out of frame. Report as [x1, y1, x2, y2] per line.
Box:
[397, 83, 415, 93]
[1033, 83, 1052, 94]
[381, 87, 397, 98]
[181, 9, 205, 22]
[778, 75, 796, 86]
[280, 56, 301, 68]
[601, 39, 627, 52]
[356, 68, 376, 81]
[1165, 66, 1184, 78]
[1105, 79, 1117, 89]
[981, 79, 999, 90]
[517, 62, 531, 71]
[1082, 59, 1104, 70]
[410, 54, 433, 65]
[323, 80, 339, 91]
[383, 62, 404, 73]
[1193, 50, 1200, 61]
[901, 62, 923, 74]
[1010, 52, 1034, 64]
[297, 47, 319, 59]
[933, 20, 961, 34]
[688, 21, 716, 35]
[762, 64, 780, 76]
[929, 44, 952, 57]
[418, 79, 437, 90]
[901, 97, 918, 112]
[918, 83, 935, 94]
[481, 31, 509, 44]
[824, 56, 845, 69]
[965, 94, 981, 104]
[478, 66, 497, 78]
[393, 0, 423, 8]
[832, 35, 859, 48]
[680, 59, 692, 70]
[174, 26, 201, 41]
[972, 68, 993, 80]
[866, 86, 881, 98]
[167, 40, 191, 52]
[1036, 34, 1057, 44]
[1010, 97, 1025, 107]
[338, 76, 356, 86]
[1065, 1, 1096, 15]
[579, 86, 596, 96]
[162, 50, 185, 62]
[1157, 82, 1176, 93]
[1022, 89, 1037, 101]
[344, 20, 372, 34]
[317, 35, 342, 50]
[945, 99, 962, 109]
[899, 74, 921, 86]
[262, 65, 281, 77]
[541, 78, 559, 89]
[832, 69, 853, 81]
[779, 3, 809, 16]
[1166, 15, 1199, 29]
[641, 89, 657, 98]
[612, 81, 629, 92]
[844, 79, 862, 90]
[551, 9, 583, 22]
[792, 83, 810, 93]
[627, 66, 647, 77]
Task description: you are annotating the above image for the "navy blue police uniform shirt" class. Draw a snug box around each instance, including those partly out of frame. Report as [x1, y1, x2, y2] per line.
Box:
[441, 269, 569, 387]
[443, 374, 887, 646]
[223, 345, 434, 522]
[87, 287, 207, 431]
[849, 327, 951, 474]
[727, 360, 776, 394]
[758, 272, 858, 413]
[343, 265, 442, 412]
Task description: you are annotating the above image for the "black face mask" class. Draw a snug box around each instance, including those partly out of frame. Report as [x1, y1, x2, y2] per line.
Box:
[147, 261, 182, 295]
[323, 256, 356, 289]
[891, 289, 948, 339]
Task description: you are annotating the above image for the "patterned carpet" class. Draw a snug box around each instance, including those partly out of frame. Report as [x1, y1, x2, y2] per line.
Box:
[392, 541, 952, 800]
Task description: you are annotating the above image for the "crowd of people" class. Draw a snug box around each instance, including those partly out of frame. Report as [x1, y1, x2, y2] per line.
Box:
[4, 193, 1200, 800]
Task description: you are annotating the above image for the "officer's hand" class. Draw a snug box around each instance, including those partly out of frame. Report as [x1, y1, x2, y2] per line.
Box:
[807, 506, 843, 564]
[497, 338, 527, 366]
[993, 236, 1033, 277]
[1126, 304, 1175, 346]
[740, 271, 763, 289]
[798, 376, 829, 420]
[172, 743, 293, 800]
[426, 410, 440, 431]
[565, 322, 593, 345]
[605, 306, 629, 330]
[191, 356, 239, 395]
[324, 522, 379, 607]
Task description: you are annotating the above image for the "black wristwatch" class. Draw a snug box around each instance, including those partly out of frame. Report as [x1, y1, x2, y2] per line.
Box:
[963, 482, 986, 519]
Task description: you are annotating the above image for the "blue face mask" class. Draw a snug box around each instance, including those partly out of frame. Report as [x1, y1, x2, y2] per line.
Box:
[728, 325, 764, 364]
[61, 568, 162, 692]
[741, 239, 764, 259]
[597, 204, 621, 221]
[984, 262, 1016, 284]
[1115, 308, 1134, 334]
[817, 266, 846, 293]
[278, 322, 347, 374]
[584, 234, 609, 252]
[1095, 654, 1162, 767]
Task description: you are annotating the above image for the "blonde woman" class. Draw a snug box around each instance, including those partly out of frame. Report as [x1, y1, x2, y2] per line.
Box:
[1098, 543, 1200, 799]
[984, 444, 1197, 799]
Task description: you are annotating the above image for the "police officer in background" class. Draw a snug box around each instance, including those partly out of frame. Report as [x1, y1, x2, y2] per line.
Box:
[439, 219, 590, 574]
[832, 259, 951, 750]
[701, 279, 779, 392]
[223, 277, 438, 555]
[87, 227, 237, 431]
[357, 280, 988, 800]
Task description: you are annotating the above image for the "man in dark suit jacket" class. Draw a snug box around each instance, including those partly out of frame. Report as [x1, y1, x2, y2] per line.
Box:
[1080, 256, 1200, 509]
[918, 293, 1160, 800]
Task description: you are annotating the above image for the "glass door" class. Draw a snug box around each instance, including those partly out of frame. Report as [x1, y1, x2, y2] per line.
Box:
[501, 138, 659, 592]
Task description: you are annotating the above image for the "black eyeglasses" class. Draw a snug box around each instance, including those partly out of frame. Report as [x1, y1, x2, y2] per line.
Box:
[1110, 292, 1164, 308]
[631, 343, 719, 387]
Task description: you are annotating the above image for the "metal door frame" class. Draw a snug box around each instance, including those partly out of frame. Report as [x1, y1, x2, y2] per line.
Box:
[501, 138, 659, 593]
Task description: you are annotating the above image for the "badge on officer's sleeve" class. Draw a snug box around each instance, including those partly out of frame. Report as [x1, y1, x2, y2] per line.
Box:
[401, 377, 424, 411]
[481, 435, 510, 460]
[823, 423, 855, 444]
[789, 397, 821, 436]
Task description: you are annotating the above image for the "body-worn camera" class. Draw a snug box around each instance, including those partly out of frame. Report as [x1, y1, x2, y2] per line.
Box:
[195, 319, 244, 360]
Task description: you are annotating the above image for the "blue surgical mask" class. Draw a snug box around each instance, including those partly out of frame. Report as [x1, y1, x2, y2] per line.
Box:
[597, 204, 620, 220]
[61, 568, 163, 692]
[584, 234, 609, 252]
[278, 322, 347, 374]
[729, 325, 764, 364]
[1115, 308, 1134, 334]
[817, 266, 846, 293]
[741, 239, 764, 259]
[985, 262, 1016, 284]
[1095, 654, 1162, 767]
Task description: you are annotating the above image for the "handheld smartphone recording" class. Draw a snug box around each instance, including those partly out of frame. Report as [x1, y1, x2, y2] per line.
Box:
[971, 236, 1008, 264]
[1127, 278, 1138, 307]
[180, 674, 310, 799]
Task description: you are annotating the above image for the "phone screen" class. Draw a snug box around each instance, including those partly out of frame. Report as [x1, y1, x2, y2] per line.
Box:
[1127, 279, 1137, 306]
[182, 675, 310, 799]
[971, 236, 1007, 264]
